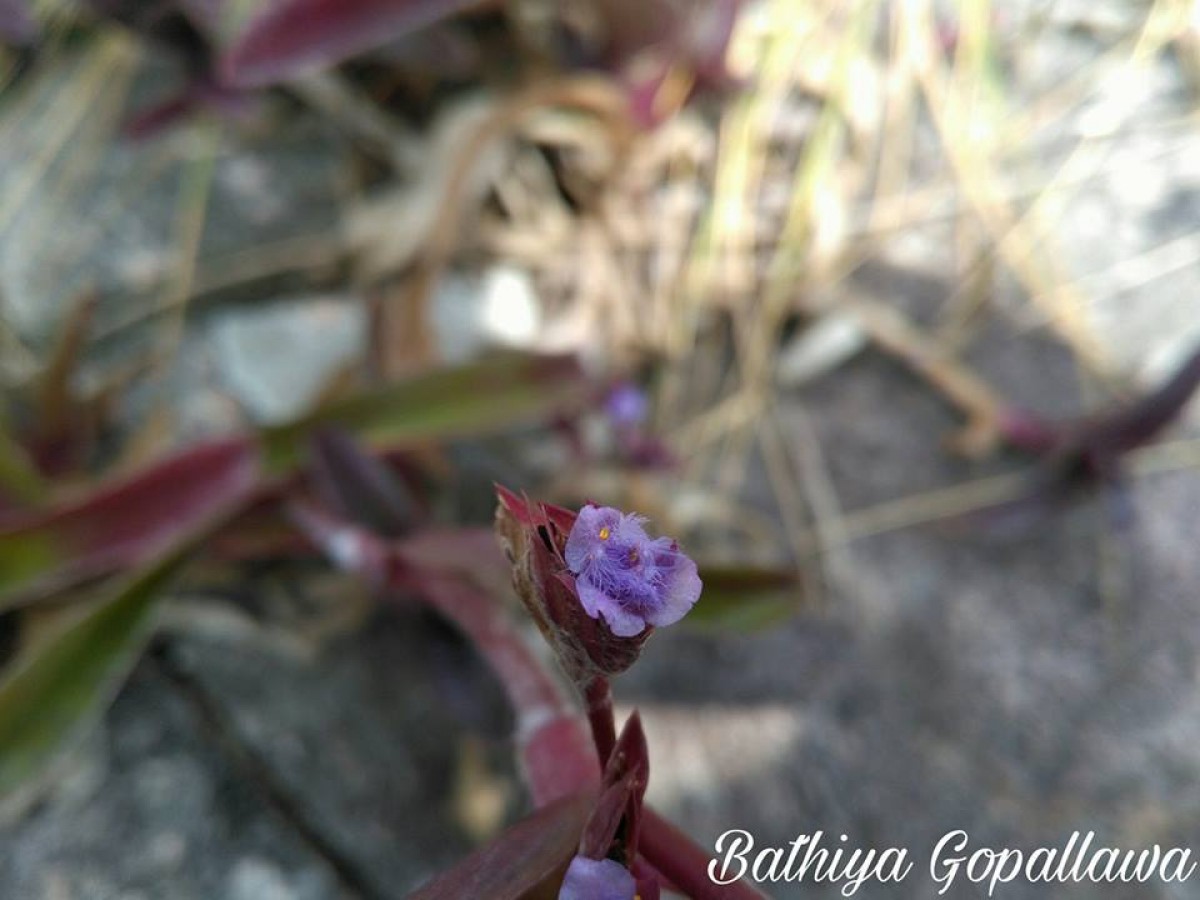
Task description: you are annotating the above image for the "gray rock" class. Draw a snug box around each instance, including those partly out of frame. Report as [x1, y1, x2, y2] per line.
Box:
[0, 659, 345, 900]
[0, 59, 346, 346]
[208, 295, 366, 424]
[622, 333, 1200, 899]
[226, 857, 301, 900]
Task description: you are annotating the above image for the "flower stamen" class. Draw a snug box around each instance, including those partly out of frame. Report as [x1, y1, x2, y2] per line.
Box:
[564, 504, 702, 637]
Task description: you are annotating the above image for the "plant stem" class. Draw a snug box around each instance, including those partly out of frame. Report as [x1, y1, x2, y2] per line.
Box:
[584, 676, 617, 766]
[291, 501, 603, 805]
[292, 502, 765, 896]
[411, 572, 601, 806]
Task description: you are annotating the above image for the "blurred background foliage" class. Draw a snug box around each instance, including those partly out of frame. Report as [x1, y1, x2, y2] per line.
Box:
[2, 0, 1200, 896]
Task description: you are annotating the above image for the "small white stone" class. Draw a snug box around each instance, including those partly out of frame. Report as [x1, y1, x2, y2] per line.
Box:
[777, 312, 868, 387]
[481, 266, 541, 347]
[228, 858, 297, 900]
[430, 266, 542, 363]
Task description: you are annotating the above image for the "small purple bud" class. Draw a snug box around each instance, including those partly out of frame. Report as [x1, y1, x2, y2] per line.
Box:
[605, 382, 649, 428]
[564, 504, 702, 637]
[559, 855, 636, 900]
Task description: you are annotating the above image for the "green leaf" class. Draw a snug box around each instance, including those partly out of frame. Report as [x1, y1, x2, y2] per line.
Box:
[0, 438, 259, 609]
[0, 542, 191, 799]
[0, 353, 582, 609]
[260, 352, 587, 471]
[686, 565, 806, 632]
[0, 529, 57, 599]
[0, 469, 257, 800]
[0, 352, 586, 800]
[0, 428, 47, 506]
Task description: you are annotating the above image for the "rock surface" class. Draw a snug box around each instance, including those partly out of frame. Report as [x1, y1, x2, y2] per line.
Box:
[4, 9, 1200, 900]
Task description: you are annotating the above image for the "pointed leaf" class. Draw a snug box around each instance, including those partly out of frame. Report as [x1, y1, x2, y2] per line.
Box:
[0, 536, 196, 798]
[983, 343, 1200, 530]
[407, 790, 591, 900]
[580, 711, 648, 861]
[307, 428, 416, 537]
[0, 429, 47, 508]
[391, 526, 510, 587]
[684, 565, 805, 632]
[0, 438, 259, 608]
[221, 0, 486, 88]
[261, 353, 587, 472]
[578, 774, 637, 862]
[642, 808, 767, 900]
[1076, 343, 1200, 458]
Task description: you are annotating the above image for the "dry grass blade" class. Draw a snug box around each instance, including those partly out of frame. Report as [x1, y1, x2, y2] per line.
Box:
[0, 31, 134, 235]
[846, 297, 1008, 454]
[379, 75, 632, 375]
[794, 470, 1029, 553]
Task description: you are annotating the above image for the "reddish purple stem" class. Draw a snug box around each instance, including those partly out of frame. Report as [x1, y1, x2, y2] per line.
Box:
[290, 501, 600, 805]
[585, 676, 617, 766]
[412, 572, 601, 805]
[292, 499, 764, 895]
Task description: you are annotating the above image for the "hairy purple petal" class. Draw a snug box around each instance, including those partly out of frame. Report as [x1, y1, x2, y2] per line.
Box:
[641, 538, 702, 628]
[559, 856, 636, 900]
[565, 504, 701, 636]
[577, 580, 646, 637]
[565, 505, 618, 572]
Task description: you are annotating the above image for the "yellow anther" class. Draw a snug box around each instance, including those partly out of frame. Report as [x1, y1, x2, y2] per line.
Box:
[599, 526, 611, 540]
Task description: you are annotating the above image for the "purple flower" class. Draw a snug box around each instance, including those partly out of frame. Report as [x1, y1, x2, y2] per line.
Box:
[559, 855, 636, 900]
[564, 504, 702, 637]
[604, 382, 649, 428]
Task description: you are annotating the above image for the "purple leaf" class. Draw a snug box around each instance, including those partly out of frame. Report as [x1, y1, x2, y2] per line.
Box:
[122, 90, 208, 140]
[641, 808, 768, 900]
[593, 0, 745, 127]
[1075, 344, 1200, 459]
[579, 773, 641, 865]
[391, 525, 508, 581]
[307, 428, 416, 538]
[0, 505, 243, 799]
[0, 0, 34, 46]
[1004, 343, 1200, 469]
[123, 77, 256, 140]
[291, 501, 602, 806]
[0, 438, 260, 606]
[580, 712, 649, 863]
[975, 343, 1200, 532]
[407, 791, 591, 900]
[220, 0, 488, 88]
